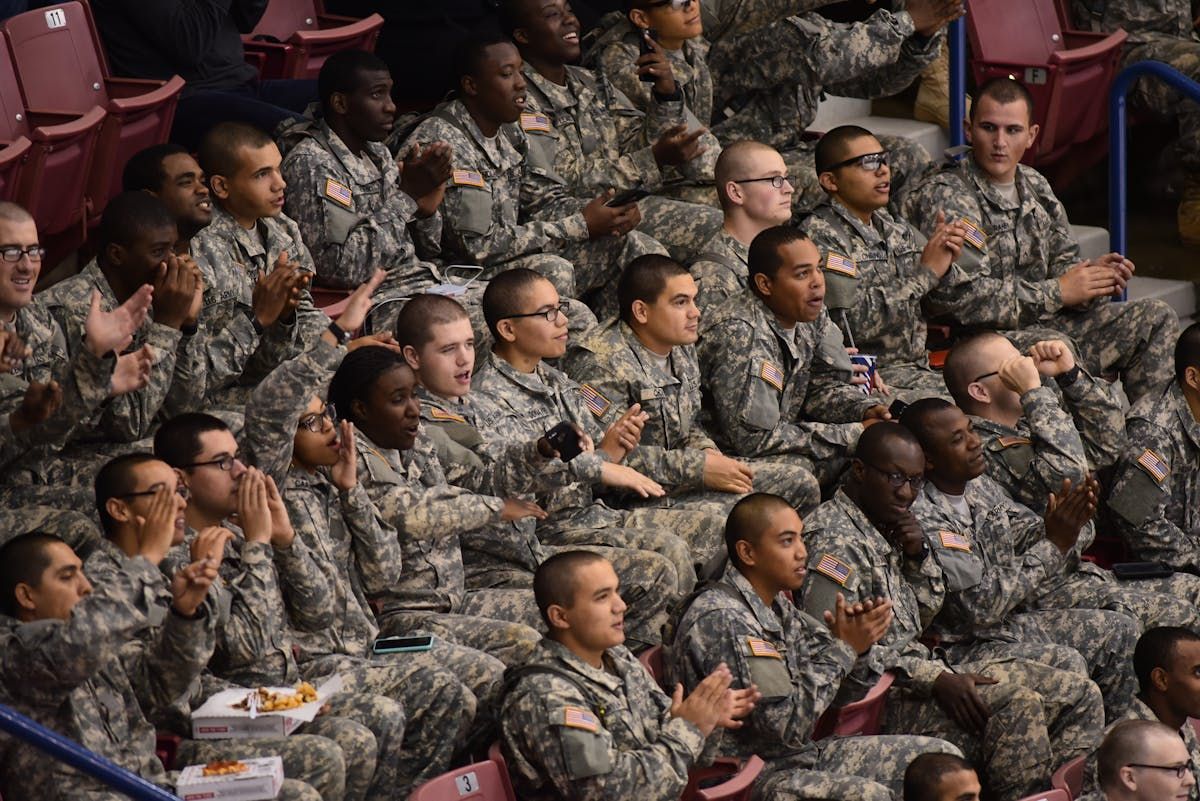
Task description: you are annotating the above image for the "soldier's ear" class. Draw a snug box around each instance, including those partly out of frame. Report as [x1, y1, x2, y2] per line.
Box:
[1026, 122, 1040, 148]
[13, 582, 36, 615]
[209, 174, 231, 202]
[1187, 365, 1200, 392]
[105, 243, 126, 267]
[511, 27, 530, 47]
[817, 171, 838, 195]
[850, 458, 865, 483]
[460, 74, 479, 100]
[105, 497, 132, 526]
[401, 344, 421, 372]
[545, 603, 570, 632]
[350, 398, 369, 425]
[734, 539, 756, 568]
[628, 9, 651, 29]
[329, 90, 350, 117]
[962, 116, 972, 146]
[630, 299, 650, 325]
[752, 272, 772, 298]
[965, 379, 991, 406]
[495, 318, 519, 344]
[1151, 665, 1170, 692]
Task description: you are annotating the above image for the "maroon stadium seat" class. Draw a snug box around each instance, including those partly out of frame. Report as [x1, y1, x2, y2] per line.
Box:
[407, 760, 512, 801]
[811, 670, 895, 740]
[966, 0, 1126, 168]
[485, 742, 518, 801]
[244, 0, 383, 81]
[1018, 791, 1069, 801]
[2, 1, 184, 217]
[685, 755, 765, 801]
[1050, 754, 1085, 798]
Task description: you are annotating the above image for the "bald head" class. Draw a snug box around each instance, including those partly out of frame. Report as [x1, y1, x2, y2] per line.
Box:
[1098, 719, 1189, 795]
[724, 492, 795, 568]
[715, 140, 784, 211]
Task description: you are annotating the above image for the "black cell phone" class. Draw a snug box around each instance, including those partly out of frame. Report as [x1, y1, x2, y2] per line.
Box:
[888, 398, 909, 419]
[1112, 561, 1174, 581]
[545, 421, 583, 462]
[373, 635, 434, 654]
[605, 186, 651, 207]
[638, 27, 658, 82]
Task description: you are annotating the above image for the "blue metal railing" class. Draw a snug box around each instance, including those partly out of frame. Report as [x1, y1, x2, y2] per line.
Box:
[1108, 61, 1200, 256]
[948, 17, 967, 149]
[0, 702, 180, 800]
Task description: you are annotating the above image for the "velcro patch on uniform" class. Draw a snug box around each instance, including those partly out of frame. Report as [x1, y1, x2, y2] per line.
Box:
[579, 384, 611, 418]
[996, 436, 1032, 448]
[813, 553, 851, 586]
[939, 530, 972, 551]
[1136, 448, 1169, 484]
[746, 637, 782, 659]
[324, 177, 353, 207]
[759, 361, 784, 391]
[959, 217, 987, 251]
[452, 169, 486, 188]
[429, 407, 466, 424]
[824, 252, 858, 277]
[520, 112, 552, 133]
[563, 705, 599, 732]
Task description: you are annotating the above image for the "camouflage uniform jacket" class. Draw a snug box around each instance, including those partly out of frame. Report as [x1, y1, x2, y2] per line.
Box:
[38, 260, 206, 442]
[0, 550, 209, 799]
[401, 98, 590, 269]
[669, 563, 861, 761]
[563, 317, 712, 491]
[501, 637, 707, 801]
[1107, 382, 1200, 571]
[972, 373, 1124, 514]
[190, 203, 327, 400]
[901, 156, 1088, 329]
[280, 118, 445, 296]
[805, 198, 939, 369]
[911, 479, 1069, 643]
[696, 291, 870, 461]
[244, 339, 402, 661]
[691, 229, 749, 311]
[354, 425, 505, 613]
[799, 489, 952, 697]
[6, 301, 68, 385]
[1070, 0, 1192, 45]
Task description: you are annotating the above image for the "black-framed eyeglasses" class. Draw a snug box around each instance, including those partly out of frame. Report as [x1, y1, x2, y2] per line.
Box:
[0, 245, 46, 263]
[862, 460, 924, 491]
[733, 175, 792, 189]
[298, 403, 337, 433]
[824, 150, 890, 173]
[118, 483, 190, 501]
[1127, 760, 1195, 779]
[647, 0, 695, 9]
[971, 371, 999, 383]
[502, 301, 569, 323]
[180, 453, 242, 472]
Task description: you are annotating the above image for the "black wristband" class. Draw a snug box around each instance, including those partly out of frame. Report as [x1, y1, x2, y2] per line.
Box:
[328, 321, 351, 346]
[181, 322, 199, 337]
[905, 541, 930, 563]
[244, 307, 264, 335]
[652, 80, 682, 102]
[1055, 365, 1082, 387]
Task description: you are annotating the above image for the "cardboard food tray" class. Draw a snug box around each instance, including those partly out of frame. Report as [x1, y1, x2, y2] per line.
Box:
[190, 675, 343, 740]
[177, 755, 284, 801]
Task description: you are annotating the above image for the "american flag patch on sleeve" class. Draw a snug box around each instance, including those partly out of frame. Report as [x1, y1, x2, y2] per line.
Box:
[939, 530, 971, 551]
[452, 169, 486, 188]
[824, 252, 858, 277]
[324, 177, 353, 207]
[1136, 448, 1169, 484]
[520, 112, 552, 133]
[813, 554, 851, 586]
[747, 637, 782, 659]
[760, 361, 785, 391]
[959, 218, 987, 250]
[579, 384, 611, 417]
[563, 705, 599, 732]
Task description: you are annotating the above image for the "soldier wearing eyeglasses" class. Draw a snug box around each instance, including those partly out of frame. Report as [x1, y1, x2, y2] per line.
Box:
[1087, 719, 1197, 801]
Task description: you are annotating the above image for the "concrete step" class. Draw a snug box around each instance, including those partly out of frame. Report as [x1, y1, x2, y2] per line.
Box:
[1126, 275, 1196, 321]
[1071, 225, 1109, 263]
[809, 95, 948, 161]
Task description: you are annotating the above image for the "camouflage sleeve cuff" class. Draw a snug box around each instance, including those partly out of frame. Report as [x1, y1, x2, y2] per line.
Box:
[1028, 537, 1068, 576]
[904, 658, 949, 696]
[661, 715, 708, 761]
[890, 8, 917, 38]
[146, 321, 184, 351]
[571, 451, 605, 483]
[912, 262, 943, 294]
[241, 541, 275, 567]
[1042, 277, 1065, 313]
[340, 482, 372, 512]
[562, 212, 591, 242]
[629, 146, 664, 188]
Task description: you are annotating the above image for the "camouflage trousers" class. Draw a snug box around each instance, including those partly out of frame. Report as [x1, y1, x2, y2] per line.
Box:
[175, 733, 345, 801]
[0, 504, 100, 556]
[1036, 562, 1200, 633]
[872, 361, 953, 405]
[637, 195, 724, 265]
[298, 654, 474, 792]
[884, 654, 1105, 801]
[1123, 40, 1200, 172]
[755, 735, 962, 801]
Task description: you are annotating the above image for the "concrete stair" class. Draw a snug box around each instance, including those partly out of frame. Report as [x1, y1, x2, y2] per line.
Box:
[810, 95, 949, 160]
[1072, 224, 1196, 324]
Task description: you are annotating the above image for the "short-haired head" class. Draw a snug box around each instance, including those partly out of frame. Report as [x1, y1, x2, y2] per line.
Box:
[95, 191, 176, 254]
[897, 397, 960, 454]
[856, 420, 924, 469]
[0, 201, 33, 227]
[814, 124, 876, 175]
[94, 452, 160, 537]
[481, 267, 548, 339]
[715, 139, 780, 210]
[724, 492, 794, 570]
[747, 225, 810, 296]
[394, 293, 471, 350]
[1134, 626, 1200, 695]
[533, 549, 608, 628]
[318, 49, 390, 116]
[154, 413, 231, 469]
[452, 27, 516, 87]
[1175, 322, 1200, 386]
[122, 143, 190, 193]
[902, 752, 976, 801]
[970, 77, 1034, 123]
[0, 532, 66, 618]
[1097, 719, 1182, 792]
[942, 332, 1009, 409]
[198, 121, 273, 182]
[617, 253, 688, 325]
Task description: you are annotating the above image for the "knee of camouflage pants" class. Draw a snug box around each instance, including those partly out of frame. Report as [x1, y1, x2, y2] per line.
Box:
[636, 195, 724, 264]
[277, 778, 325, 801]
[745, 458, 822, 515]
[318, 691, 407, 801]
[299, 713, 378, 801]
[606, 545, 680, 652]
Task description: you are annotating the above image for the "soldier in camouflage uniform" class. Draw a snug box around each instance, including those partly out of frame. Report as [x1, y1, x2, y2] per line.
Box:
[402, 34, 666, 317]
[563, 254, 821, 518]
[901, 78, 1178, 405]
[191, 122, 329, 409]
[798, 423, 1106, 801]
[697, 227, 888, 490]
[584, 0, 956, 213]
[501, 0, 724, 260]
[806, 126, 962, 402]
[501, 550, 758, 801]
[669, 493, 962, 801]
[1108, 323, 1200, 573]
[394, 292, 690, 651]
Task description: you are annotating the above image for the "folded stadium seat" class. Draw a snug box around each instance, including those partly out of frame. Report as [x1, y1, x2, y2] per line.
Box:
[811, 670, 895, 740]
[154, 732, 180, 771]
[407, 760, 513, 801]
[1018, 792, 1069, 801]
[0, 31, 104, 240]
[966, 0, 1126, 169]
[311, 286, 351, 322]
[243, 0, 383, 81]
[637, 643, 665, 688]
[684, 755, 765, 801]
[485, 742, 519, 801]
[2, 1, 184, 219]
[1050, 754, 1085, 799]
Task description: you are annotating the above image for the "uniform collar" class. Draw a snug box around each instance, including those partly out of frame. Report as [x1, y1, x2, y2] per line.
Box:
[964, 156, 1024, 212]
[538, 637, 626, 693]
[1169, 382, 1200, 451]
[521, 63, 580, 114]
[718, 230, 750, 265]
[830, 488, 896, 558]
[827, 197, 888, 248]
[318, 119, 388, 185]
[619, 321, 682, 388]
[721, 562, 787, 639]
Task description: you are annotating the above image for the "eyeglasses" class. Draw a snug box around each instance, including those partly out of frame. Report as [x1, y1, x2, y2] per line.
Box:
[118, 484, 190, 501]
[0, 245, 46, 263]
[862, 461, 924, 491]
[733, 175, 792, 189]
[1127, 761, 1195, 780]
[971, 371, 999, 383]
[502, 301, 569, 323]
[646, 0, 695, 9]
[298, 403, 337, 433]
[180, 453, 242, 472]
[823, 150, 890, 173]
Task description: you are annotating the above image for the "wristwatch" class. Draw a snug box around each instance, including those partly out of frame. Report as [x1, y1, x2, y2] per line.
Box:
[328, 321, 352, 346]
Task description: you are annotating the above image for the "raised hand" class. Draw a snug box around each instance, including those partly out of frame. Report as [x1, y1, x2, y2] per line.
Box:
[1043, 477, 1096, 553]
[326, 269, 385, 337]
[1028, 340, 1075, 377]
[599, 403, 648, 462]
[263, 473, 296, 548]
[670, 663, 735, 737]
[134, 485, 178, 565]
[399, 141, 453, 217]
[10, 380, 62, 433]
[824, 593, 893, 654]
[236, 468, 273, 544]
[330, 419, 358, 492]
[85, 285, 153, 357]
[170, 555, 219, 617]
[251, 254, 299, 329]
[1058, 260, 1118, 307]
[110, 345, 155, 397]
[0, 329, 29, 372]
[634, 30, 678, 96]
[653, 123, 708, 168]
